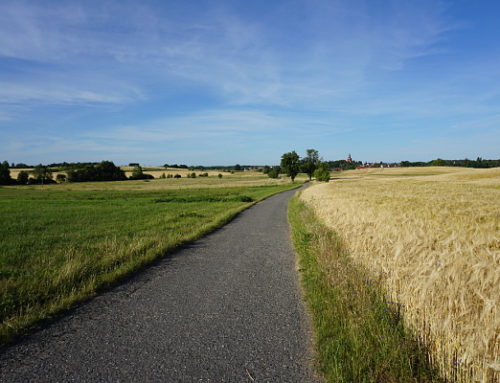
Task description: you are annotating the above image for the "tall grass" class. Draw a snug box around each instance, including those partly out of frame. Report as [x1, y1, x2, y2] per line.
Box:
[0, 183, 297, 347]
[300, 167, 500, 383]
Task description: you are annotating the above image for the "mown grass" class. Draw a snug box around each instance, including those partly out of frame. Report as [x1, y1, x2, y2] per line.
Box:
[289, 195, 442, 383]
[0, 182, 298, 347]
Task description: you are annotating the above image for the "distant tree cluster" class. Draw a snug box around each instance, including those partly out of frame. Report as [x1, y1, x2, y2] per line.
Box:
[401, 158, 500, 168]
[276, 149, 331, 182]
[1, 161, 57, 185]
[325, 159, 363, 170]
[48, 162, 100, 171]
[67, 161, 127, 182]
[400, 161, 428, 167]
[10, 162, 31, 169]
[164, 164, 189, 169]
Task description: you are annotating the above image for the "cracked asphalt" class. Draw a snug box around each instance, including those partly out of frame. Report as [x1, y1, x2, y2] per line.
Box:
[0, 187, 319, 382]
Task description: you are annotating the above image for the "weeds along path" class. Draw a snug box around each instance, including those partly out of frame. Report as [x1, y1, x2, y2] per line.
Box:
[0, 187, 319, 383]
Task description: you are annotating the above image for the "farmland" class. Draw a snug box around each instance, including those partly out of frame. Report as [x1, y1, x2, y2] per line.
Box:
[0, 173, 298, 346]
[299, 167, 500, 383]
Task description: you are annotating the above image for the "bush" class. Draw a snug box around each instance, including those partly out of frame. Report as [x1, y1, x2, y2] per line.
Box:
[167, 174, 173, 178]
[314, 162, 331, 182]
[160, 173, 166, 179]
[268, 166, 280, 179]
[218, 173, 223, 179]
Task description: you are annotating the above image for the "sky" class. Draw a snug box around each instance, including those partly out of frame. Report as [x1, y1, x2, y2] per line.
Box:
[0, 0, 499, 166]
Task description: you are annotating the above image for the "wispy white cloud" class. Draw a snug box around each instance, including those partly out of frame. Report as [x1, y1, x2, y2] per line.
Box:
[86, 110, 303, 142]
[1, 0, 497, 163]
[0, 83, 138, 105]
[0, 0, 456, 109]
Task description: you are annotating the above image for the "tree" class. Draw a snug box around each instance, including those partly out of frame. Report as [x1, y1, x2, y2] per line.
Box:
[17, 170, 29, 185]
[32, 164, 53, 184]
[234, 164, 242, 171]
[280, 151, 300, 182]
[0, 161, 14, 185]
[314, 162, 331, 182]
[302, 149, 319, 180]
[131, 165, 144, 179]
[129, 165, 154, 180]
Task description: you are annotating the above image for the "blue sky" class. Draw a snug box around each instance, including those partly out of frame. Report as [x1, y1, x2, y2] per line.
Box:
[0, 0, 499, 165]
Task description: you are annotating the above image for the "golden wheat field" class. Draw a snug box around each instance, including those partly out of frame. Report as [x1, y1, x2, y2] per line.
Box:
[301, 166, 500, 383]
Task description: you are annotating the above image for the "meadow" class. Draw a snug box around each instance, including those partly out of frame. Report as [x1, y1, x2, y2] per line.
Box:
[299, 167, 500, 383]
[0, 174, 297, 346]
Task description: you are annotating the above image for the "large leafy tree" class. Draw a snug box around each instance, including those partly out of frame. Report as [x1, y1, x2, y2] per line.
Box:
[302, 149, 319, 180]
[280, 151, 301, 182]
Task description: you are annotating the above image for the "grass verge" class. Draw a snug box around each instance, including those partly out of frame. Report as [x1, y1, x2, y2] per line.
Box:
[288, 195, 443, 383]
[0, 183, 298, 347]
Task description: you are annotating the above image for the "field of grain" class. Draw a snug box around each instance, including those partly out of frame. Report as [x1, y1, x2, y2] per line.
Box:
[300, 167, 500, 383]
[0, 179, 297, 346]
[8, 167, 299, 189]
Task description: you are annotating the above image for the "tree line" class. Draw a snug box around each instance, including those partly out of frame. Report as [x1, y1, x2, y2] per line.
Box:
[0, 161, 136, 185]
[402, 158, 500, 168]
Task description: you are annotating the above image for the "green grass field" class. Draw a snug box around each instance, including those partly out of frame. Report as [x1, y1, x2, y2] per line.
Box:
[0, 179, 297, 346]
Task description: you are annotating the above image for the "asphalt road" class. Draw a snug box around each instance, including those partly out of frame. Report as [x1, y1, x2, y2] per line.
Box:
[0, 187, 320, 382]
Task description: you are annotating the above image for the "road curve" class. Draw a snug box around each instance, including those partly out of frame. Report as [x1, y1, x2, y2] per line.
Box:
[0, 187, 320, 382]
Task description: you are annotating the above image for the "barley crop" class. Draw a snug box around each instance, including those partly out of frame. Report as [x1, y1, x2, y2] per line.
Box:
[301, 167, 500, 383]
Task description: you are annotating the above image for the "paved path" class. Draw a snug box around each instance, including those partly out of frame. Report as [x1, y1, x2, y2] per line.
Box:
[0, 187, 319, 382]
